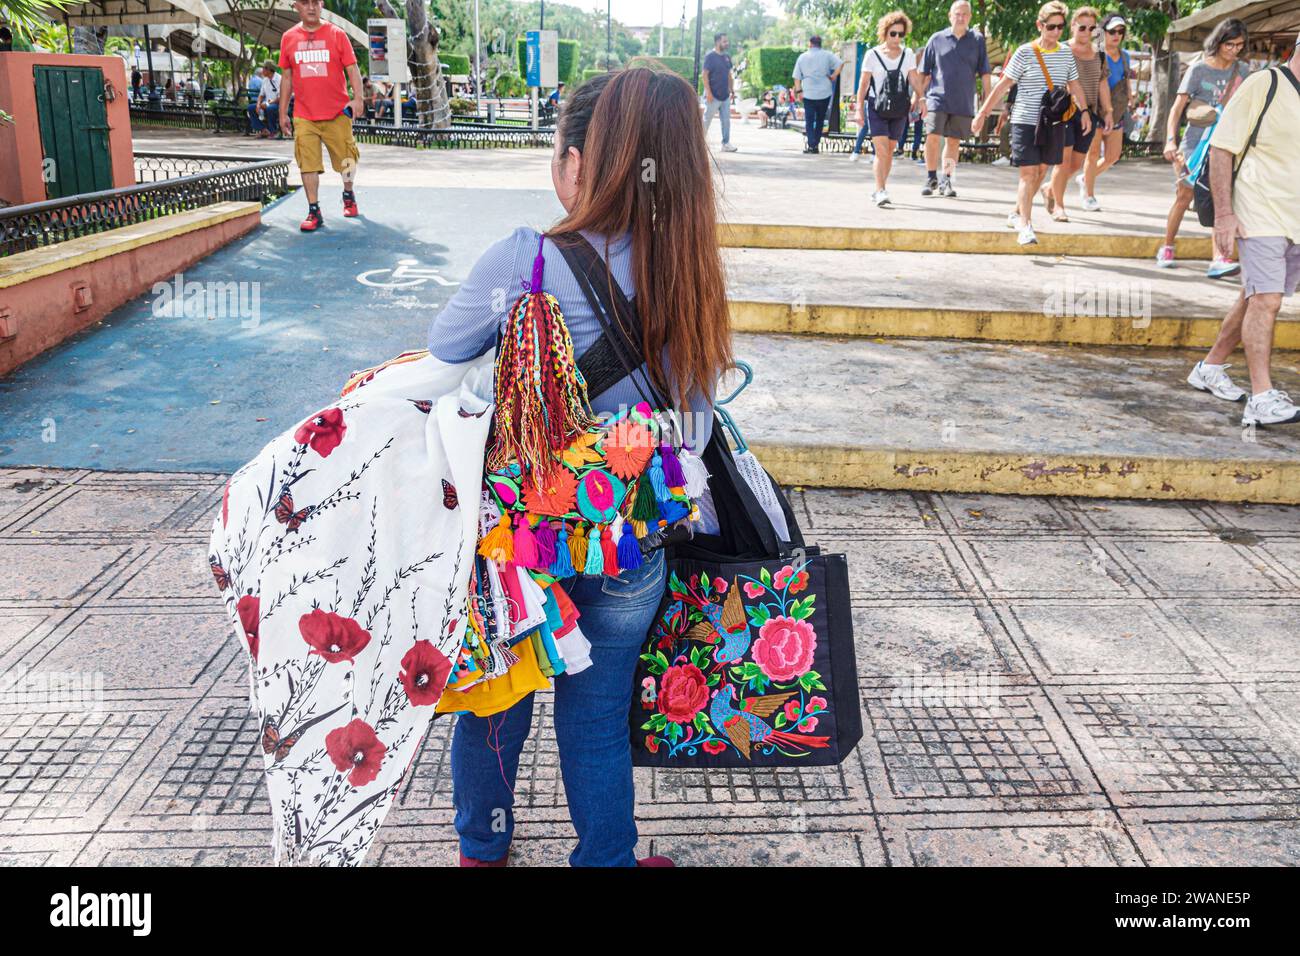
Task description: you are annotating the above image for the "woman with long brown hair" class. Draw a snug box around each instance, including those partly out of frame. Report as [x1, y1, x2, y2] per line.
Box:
[426, 67, 732, 867]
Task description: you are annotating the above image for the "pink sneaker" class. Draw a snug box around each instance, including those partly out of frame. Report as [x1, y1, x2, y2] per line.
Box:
[459, 849, 509, 867]
[1155, 245, 1175, 268]
[636, 855, 676, 867]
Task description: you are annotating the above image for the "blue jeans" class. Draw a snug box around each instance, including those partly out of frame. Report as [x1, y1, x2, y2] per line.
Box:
[451, 547, 667, 866]
[803, 95, 830, 150]
[852, 121, 870, 155]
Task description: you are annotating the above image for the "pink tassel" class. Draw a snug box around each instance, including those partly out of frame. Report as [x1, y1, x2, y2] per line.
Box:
[513, 514, 539, 569]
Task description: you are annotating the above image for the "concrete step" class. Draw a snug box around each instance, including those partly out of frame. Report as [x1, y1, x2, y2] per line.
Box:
[724, 248, 1300, 349]
[725, 332, 1300, 504]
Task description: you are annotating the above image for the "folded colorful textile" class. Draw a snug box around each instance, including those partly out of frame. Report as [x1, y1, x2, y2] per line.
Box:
[209, 352, 493, 866]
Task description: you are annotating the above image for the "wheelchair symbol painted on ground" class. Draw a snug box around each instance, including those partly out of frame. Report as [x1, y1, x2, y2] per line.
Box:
[356, 259, 460, 289]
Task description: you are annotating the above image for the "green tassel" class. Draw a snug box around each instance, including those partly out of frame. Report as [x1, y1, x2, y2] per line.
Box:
[631, 474, 659, 522]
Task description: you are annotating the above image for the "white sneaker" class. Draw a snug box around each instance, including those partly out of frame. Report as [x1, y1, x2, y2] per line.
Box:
[721, 143, 738, 152]
[1155, 245, 1175, 268]
[849, 152, 860, 162]
[1243, 389, 1300, 426]
[1187, 362, 1247, 402]
[1006, 212, 1021, 230]
[1017, 222, 1038, 246]
[991, 156, 1011, 166]
[1082, 195, 1101, 212]
[872, 189, 891, 207]
[1075, 173, 1087, 201]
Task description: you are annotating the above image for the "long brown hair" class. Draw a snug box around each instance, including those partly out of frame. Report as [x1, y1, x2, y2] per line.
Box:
[550, 67, 732, 411]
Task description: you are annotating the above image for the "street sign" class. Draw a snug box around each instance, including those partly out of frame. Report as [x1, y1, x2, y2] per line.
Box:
[367, 18, 409, 83]
[525, 29, 558, 88]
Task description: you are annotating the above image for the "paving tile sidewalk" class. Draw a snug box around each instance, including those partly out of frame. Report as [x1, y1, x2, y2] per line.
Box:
[1, 468, 1297, 866]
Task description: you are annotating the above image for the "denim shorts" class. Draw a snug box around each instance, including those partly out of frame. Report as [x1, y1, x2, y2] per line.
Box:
[866, 102, 907, 142]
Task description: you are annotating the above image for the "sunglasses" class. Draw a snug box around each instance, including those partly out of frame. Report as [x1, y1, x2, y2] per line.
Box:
[1043, 21, 1065, 31]
[1076, 24, 1096, 32]
[1106, 27, 1126, 35]
[888, 30, 907, 38]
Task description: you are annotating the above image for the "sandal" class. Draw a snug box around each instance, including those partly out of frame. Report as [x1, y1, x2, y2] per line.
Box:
[1040, 185, 1056, 215]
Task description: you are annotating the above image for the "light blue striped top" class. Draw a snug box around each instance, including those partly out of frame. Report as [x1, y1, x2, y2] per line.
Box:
[427, 225, 714, 450]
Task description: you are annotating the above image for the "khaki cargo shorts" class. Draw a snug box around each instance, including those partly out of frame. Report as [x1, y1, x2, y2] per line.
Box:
[293, 113, 360, 175]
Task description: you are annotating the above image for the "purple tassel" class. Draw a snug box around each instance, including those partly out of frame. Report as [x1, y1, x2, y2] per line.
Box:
[659, 444, 685, 488]
[534, 520, 557, 569]
[529, 235, 546, 292]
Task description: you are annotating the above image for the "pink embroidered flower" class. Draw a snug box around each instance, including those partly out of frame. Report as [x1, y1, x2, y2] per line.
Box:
[703, 740, 727, 754]
[579, 470, 615, 513]
[798, 716, 820, 733]
[645, 735, 660, 754]
[300, 609, 371, 664]
[399, 640, 452, 706]
[295, 407, 347, 458]
[326, 718, 386, 787]
[658, 664, 710, 723]
[743, 581, 766, 599]
[807, 695, 828, 714]
[773, 565, 809, 593]
[752, 616, 817, 682]
[783, 699, 802, 722]
[714, 577, 728, 593]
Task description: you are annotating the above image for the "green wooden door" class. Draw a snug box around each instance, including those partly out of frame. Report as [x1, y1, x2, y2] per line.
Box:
[34, 66, 114, 200]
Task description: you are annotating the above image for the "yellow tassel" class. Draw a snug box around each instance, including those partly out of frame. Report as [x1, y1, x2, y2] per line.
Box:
[569, 523, 588, 570]
[632, 519, 648, 539]
[478, 513, 514, 563]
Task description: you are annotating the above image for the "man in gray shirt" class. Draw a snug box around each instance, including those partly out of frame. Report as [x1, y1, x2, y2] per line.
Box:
[917, 0, 991, 196]
[793, 35, 843, 153]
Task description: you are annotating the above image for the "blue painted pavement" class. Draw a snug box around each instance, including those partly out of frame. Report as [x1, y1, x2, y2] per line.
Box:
[0, 185, 562, 473]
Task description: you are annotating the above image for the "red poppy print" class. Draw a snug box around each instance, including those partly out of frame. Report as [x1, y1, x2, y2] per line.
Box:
[399, 640, 452, 706]
[299, 609, 371, 664]
[325, 718, 386, 787]
[702, 740, 727, 754]
[752, 616, 818, 682]
[295, 408, 347, 458]
[237, 595, 260, 660]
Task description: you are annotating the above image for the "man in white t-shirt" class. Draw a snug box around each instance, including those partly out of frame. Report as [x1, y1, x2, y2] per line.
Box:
[256, 62, 282, 139]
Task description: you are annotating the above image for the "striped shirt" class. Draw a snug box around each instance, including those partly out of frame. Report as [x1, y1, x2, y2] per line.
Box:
[1004, 42, 1079, 126]
[426, 225, 715, 451]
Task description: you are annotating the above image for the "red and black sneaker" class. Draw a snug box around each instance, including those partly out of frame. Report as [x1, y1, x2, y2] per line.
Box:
[299, 206, 323, 232]
[342, 192, 359, 218]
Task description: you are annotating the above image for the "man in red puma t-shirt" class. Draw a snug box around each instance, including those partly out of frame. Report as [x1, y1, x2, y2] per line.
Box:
[278, 0, 365, 231]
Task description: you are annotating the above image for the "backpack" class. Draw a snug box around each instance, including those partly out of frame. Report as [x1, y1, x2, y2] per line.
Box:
[871, 49, 911, 119]
[1192, 68, 1288, 228]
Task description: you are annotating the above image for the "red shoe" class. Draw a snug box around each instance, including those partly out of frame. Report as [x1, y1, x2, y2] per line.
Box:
[636, 855, 675, 867]
[299, 207, 323, 232]
[342, 194, 359, 218]
[459, 849, 509, 867]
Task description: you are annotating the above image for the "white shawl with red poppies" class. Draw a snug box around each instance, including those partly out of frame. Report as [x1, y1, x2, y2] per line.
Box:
[209, 351, 493, 866]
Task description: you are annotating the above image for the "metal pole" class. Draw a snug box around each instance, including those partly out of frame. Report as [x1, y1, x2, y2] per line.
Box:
[144, 25, 156, 96]
[540, 1, 544, 30]
[196, 22, 205, 121]
[691, 0, 703, 92]
[473, 0, 481, 110]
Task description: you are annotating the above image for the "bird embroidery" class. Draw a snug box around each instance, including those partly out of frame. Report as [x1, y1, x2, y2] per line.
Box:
[709, 686, 830, 760]
[680, 579, 751, 664]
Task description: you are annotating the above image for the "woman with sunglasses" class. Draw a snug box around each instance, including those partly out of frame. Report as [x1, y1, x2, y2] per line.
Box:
[853, 10, 926, 206]
[1081, 13, 1134, 209]
[973, 1, 1090, 246]
[1158, 17, 1252, 275]
[1042, 6, 1112, 221]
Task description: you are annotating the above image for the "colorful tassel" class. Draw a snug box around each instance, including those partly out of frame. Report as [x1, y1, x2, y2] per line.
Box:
[550, 523, 575, 578]
[679, 447, 710, 498]
[583, 523, 606, 575]
[659, 444, 686, 488]
[534, 519, 557, 569]
[601, 524, 618, 576]
[478, 513, 513, 563]
[617, 520, 643, 570]
[631, 473, 659, 522]
[513, 513, 539, 569]
[570, 523, 589, 572]
[649, 452, 670, 502]
[659, 499, 689, 525]
[632, 518, 648, 539]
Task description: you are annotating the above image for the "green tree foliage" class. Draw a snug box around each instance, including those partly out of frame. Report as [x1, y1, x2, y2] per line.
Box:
[514, 35, 580, 84]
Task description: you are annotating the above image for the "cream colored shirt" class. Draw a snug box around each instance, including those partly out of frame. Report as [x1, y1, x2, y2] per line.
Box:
[1210, 66, 1300, 242]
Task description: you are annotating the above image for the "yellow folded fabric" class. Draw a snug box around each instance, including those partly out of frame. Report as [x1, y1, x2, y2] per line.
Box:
[435, 636, 550, 717]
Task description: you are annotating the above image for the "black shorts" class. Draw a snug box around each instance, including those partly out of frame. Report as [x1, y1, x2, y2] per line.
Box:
[1065, 111, 1099, 154]
[1010, 121, 1066, 167]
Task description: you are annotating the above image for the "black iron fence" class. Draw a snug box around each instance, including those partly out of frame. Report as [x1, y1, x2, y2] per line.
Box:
[135, 150, 283, 183]
[1, 157, 290, 258]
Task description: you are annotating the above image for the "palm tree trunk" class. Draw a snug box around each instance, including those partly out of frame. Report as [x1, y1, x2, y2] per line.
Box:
[377, 0, 450, 129]
[72, 26, 107, 55]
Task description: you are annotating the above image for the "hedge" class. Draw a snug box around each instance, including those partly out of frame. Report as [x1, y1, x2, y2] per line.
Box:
[514, 37, 580, 86]
[439, 53, 471, 76]
[745, 47, 801, 92]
